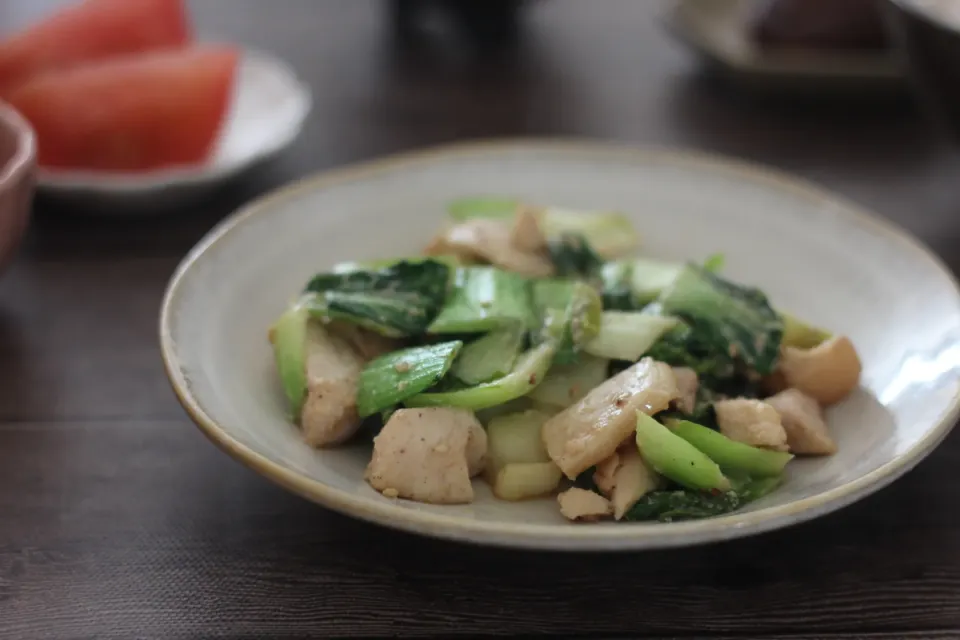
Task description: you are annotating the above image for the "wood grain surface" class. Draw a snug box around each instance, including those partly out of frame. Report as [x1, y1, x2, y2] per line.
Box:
[1, 1, 959, 638]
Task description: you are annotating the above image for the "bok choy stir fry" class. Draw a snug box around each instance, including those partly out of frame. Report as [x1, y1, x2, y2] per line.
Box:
[269, 198, 862, 523]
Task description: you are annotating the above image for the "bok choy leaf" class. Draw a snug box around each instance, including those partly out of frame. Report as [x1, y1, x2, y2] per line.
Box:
[303, 259, 450, 337]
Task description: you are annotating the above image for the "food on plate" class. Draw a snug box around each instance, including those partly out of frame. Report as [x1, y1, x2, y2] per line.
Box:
[7, 47, 238, 172]
[0, 0, 191, 98]
[269, 198, 862, 523]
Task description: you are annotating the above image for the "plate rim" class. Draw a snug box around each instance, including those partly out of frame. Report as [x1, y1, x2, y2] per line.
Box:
[35, 47, 313, 193]
[158, 137, 960, 551]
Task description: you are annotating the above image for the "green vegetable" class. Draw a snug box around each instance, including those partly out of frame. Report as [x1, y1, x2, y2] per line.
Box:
[547, 233, 604, 280]
[622, 475, 782, 522]
[624, 488, 742, 521]
[666, 419, 794, 477]
[658, 264, 784, 375]
[270, 304, 310, 417]
[447, 196, 519, 221]
[702, 253, 726, 272]
[428, 266, 535, 334]
[538, 206, 638, 258]
[628, 258, 684, 305]
[356, 341, 463, 417]
[331, 255, 461, 275]
[635, 412, 730, 491]
[405, 342, 556, 411]
[584, 311, 680, 362]
[303, 259, 450, 337]
[527, 353, 610, 409]
[534, 279, 602, 365]
[781, 312, 832, 349]
[474, 397, 535, 425]
[599, 260, 637, 311]
[600, 254, 725, 310]
[642, 321, 736, 381]
[736, 476, 783, 502]
[486, 409, 553, 469]
[451, 325, 525, 385]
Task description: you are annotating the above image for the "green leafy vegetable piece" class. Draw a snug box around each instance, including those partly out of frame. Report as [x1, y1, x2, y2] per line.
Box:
[427, 266, 535, 334]
[405, 342, 555, 411]
[658, 264, 784, 375]
[451, 325, 525, 385]
[702, 252, 726, 272]
[666, 419, 794, 477]
[736, 476, 783, 502]
[635, 412, 730, 491]
[584, 311, 680, 362]
[623, 476, 782, 522]
[781, 311, 832, 349]
[533, 279, 602, 365]
[628, 258, 685, 306]
[547, 233, 604, 280]
[538, 207, 639, 258]
[601, 254, 725, 309]
[624, 488, 742, 521]
[447, 196, 519, 221]
[303, 259, 450, 337]
[642, 321, 737, 381]
[527, 353, 610, 409]
[474, 397, 536, 426]
[332, 255, 461, 275]
[599, 260, 637, 311]
[270, 304, 310, 417]
[356, 341, 463, 417]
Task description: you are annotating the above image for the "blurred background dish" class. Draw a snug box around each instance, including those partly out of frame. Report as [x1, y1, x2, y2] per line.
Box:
[664, 0, 904, 96]
[883, 0, 960, 138]
[35, 47, 311, 215]
[0, 102, 35, 273]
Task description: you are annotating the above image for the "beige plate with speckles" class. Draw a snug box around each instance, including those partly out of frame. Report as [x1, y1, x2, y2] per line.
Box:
[159, 139, 960, 551]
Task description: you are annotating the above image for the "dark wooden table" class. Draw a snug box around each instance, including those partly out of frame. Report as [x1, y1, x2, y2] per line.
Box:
[2, 1, 960, 638]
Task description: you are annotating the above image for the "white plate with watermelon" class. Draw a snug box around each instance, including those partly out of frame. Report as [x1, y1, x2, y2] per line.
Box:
[0, 0, 312, 213]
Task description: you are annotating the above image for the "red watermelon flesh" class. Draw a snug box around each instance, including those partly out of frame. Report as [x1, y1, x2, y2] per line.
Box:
[8, 46, 239, 173]
[0, 0, 191, 98]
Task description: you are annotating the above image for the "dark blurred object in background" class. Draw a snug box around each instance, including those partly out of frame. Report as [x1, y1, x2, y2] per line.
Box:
[390, 0, 528, 47]
[885, 0, 960, 139]
[751, 0, 889, 50]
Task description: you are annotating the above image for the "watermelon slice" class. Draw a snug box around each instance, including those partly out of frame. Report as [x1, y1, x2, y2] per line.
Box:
[8, 46, 239, 173]
[0, 0, 191, 98]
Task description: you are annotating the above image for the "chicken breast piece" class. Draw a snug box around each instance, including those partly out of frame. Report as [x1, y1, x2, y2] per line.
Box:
[672, 367, 699, 414]
[592, 450, 621, 496]
[328, 322, 402, 361]
[465, 418, 488, 478]
[509, 206, 548, 253]
[300, 322, 367, 447]
[714, 398, 789, 451]
[365, 407, 481, 504]
[765, 388, 837, 455]
[542, 358, 679, 479]
[557, 488, 613, 522]
[593, 444, 660, 520]
[609, 445, 659, 520]
[424, 218, 555, 277]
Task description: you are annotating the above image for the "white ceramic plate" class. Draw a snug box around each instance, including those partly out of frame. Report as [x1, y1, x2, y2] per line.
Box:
[663, 0, 904, 94]
[159, 140, 960, 551]
[36, 48, 312, 213]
